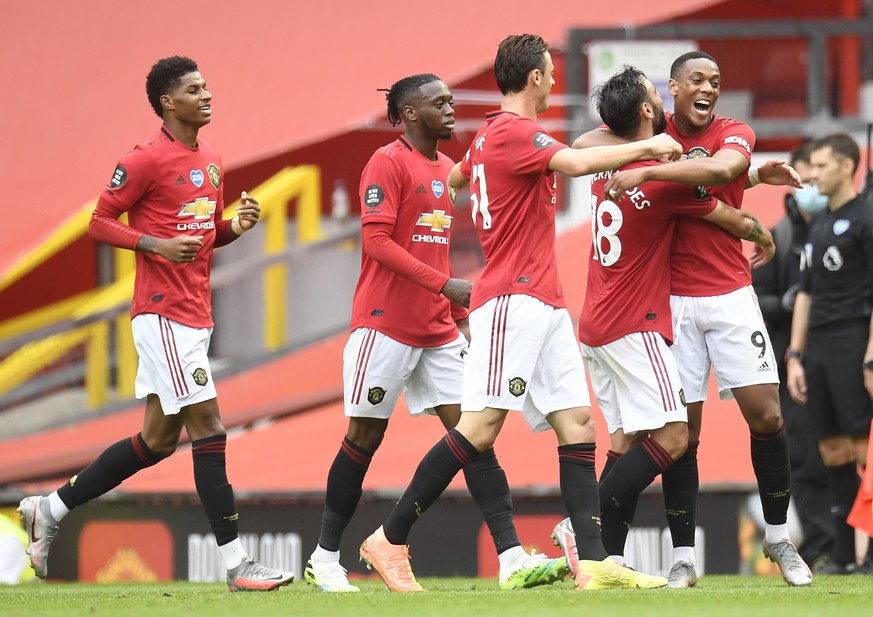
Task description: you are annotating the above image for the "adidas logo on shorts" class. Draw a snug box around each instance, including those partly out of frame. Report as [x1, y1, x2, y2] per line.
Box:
[757, 361, 772, 372]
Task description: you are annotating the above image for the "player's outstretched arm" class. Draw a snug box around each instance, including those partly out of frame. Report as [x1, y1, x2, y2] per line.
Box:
[605, 148, 747, 197]
[747, 160, 802, 189]
[549, 134, 681, 177]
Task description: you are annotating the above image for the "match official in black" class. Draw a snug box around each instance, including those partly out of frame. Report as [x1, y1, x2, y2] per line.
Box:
[786, 133, 873, 574]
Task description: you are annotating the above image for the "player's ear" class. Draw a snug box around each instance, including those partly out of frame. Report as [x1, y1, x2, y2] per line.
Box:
[642, 101, 653, 118]
[403, 104, 417, 123]
[160, 94, 174, 113]
[668, 79, 678, 96]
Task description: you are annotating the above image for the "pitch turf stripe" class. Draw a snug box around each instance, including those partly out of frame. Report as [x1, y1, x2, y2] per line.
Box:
[642, 437, 673, 472]
[351, 329, 377, 405]
[487, 296, 510, 396]
[159, 316, 188, 397]
[642, 331, 675, 411]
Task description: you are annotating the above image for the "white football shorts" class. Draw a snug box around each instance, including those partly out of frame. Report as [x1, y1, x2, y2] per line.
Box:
[131, 314, 217, 415]
[581, 331, 687, 435]
[670, 285, 779, 403]
[343, 327, 467, 418]
[461, 294, 590, 432]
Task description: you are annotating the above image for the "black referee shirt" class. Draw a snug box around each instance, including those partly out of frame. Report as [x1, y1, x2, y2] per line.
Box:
[799, 194, 873, 329]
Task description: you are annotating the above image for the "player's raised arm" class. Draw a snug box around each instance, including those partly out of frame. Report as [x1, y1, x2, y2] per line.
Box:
[549, 133, 681, 177]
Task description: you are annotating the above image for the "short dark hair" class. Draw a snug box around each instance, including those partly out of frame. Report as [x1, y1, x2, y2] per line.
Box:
[594, 66, 648, 138]
[670, 51, 717, 79]
[788, 142, 814, 168]
[380, 74, 441, 127]
[812, 133, 861, 174]
[146, 56, 199, 118]
[494, 34, 548, 95]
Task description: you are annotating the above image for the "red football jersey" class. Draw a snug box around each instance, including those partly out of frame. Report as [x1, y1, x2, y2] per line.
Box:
[350, 137, 461, 347]
[95, 127, 226, 328]
[579, 160, 717, 347]
[666, 114, 755, 296]
[459, 111, 568, 311]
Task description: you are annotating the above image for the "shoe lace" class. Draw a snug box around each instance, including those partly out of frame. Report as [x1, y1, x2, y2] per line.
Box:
[320, 561, 350, 583]
[769, 541, 805, 572]
[387, 546, 417, 583]
[239, 558, 277, 579]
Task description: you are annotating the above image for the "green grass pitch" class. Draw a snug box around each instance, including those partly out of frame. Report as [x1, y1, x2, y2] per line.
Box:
[2, 575, 870, 617]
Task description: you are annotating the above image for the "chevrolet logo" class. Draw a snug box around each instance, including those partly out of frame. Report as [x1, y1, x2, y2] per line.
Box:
[416, 210, 452, 232]
[178, 197, 216, 221]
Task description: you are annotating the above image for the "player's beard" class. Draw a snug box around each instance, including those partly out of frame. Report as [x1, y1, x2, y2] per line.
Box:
[653, 108, 668, 135]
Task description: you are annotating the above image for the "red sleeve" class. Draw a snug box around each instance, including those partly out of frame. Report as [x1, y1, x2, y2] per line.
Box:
[459, 146, 473, 181]
[716, 120, 755, 164]
[88, 196, 142, 250]
[451, 302, 469, 322]
[362, 222, 449, 294]
[510, 119, 568, 175]
[213, 175, 239, 247]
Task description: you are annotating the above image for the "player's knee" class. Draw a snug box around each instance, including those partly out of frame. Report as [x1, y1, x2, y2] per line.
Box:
[347, 419, 388, 452]
[654, 423, 688, 460]
[145, 435, 178, 459]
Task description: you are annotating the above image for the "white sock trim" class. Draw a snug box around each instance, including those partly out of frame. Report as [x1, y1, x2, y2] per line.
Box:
[47, 492, 70, 522]
[219, 538, 248, 570]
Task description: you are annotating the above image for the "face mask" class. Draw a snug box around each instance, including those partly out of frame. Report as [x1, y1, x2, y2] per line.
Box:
[794, 184, 828, 214]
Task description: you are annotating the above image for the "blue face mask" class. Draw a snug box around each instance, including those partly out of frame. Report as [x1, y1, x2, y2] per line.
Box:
[794, 184, 828, 215]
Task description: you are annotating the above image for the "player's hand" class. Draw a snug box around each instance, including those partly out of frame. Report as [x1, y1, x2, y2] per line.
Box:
[749, 241, 775, 268]
[645, 133, 682, 162]
[756, 160, 802, 188]
[237, 191, 260, 230]
[864, 361, 873, 401]
[455, 317, 471, 343]
[441, 277, 472, 308]
[156, 235, 204, 263]
[786, 357, 807, 404]
[604, 168, 646, 201]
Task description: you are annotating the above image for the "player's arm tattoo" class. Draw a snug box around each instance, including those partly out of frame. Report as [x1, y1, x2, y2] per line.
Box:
[742, 215, 767, 243]
[136, 234, 159, 253]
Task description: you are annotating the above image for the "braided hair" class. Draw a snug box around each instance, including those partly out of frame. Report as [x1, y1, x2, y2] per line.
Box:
[378, 74, 441, 126]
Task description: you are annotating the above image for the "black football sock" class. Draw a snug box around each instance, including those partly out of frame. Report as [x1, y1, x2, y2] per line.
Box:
[383, 429, 477, 545]
[599, 438, 673, 556]
[463, 448, 520, 554]
[57, 433, 162, 509]
[750, 425, 791, 526]
[662, 440, 699, 548]
[600, 449, 622, 482]
[318, 437, 373, 551]
[192, 434, 239, 546]
[558, 443, 607, 561]
[827, 462, 861, 565]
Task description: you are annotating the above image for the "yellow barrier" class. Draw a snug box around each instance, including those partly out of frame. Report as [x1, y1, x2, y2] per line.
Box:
[0, 166, 323, 407]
